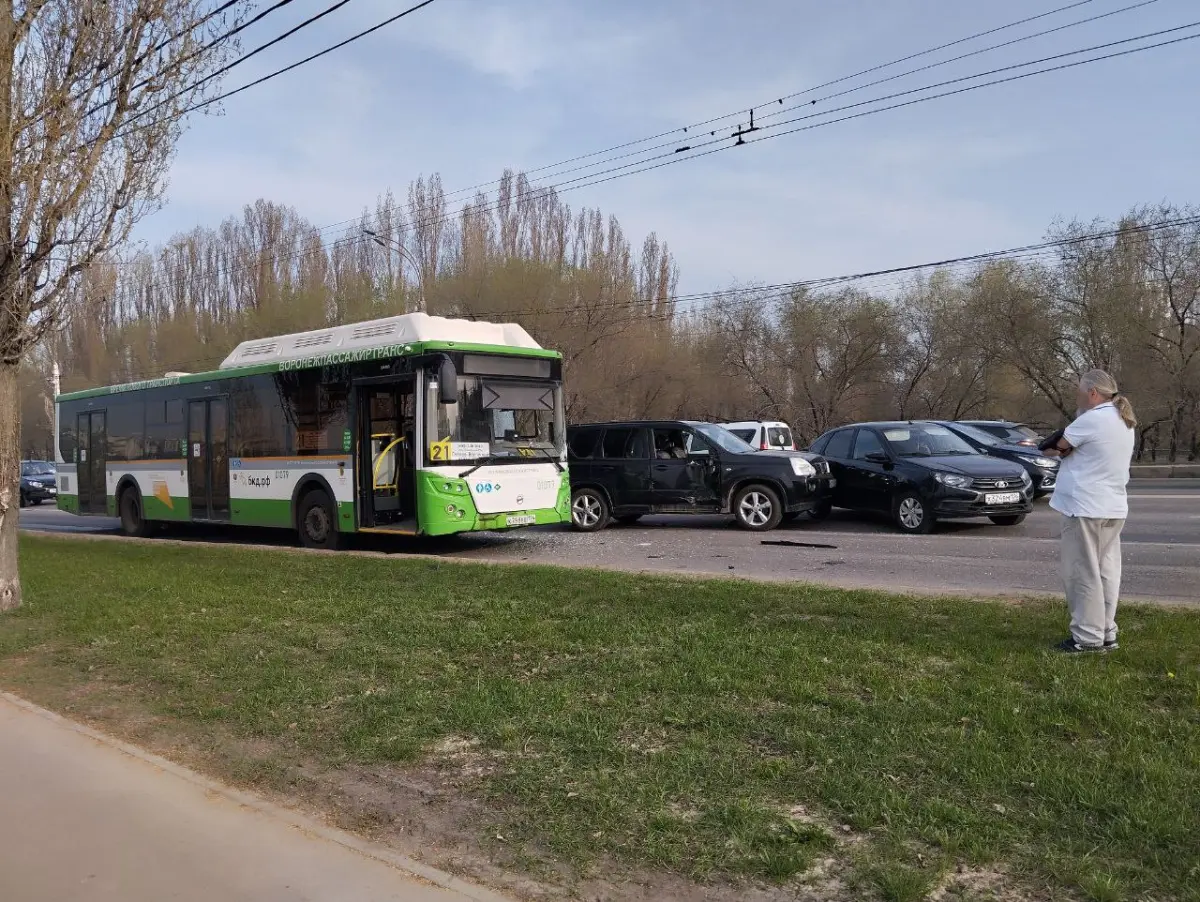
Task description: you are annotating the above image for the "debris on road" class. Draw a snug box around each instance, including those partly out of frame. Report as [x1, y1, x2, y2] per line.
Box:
[761, 540, 838, 550]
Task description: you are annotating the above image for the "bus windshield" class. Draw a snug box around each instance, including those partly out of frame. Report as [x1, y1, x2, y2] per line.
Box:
[427, 375, 566, 464]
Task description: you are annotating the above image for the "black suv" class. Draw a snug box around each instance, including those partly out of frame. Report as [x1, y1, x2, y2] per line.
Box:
[19, 460, 57, 507]
[809, 421, 1033, 534]
[567, 421, 834, 531]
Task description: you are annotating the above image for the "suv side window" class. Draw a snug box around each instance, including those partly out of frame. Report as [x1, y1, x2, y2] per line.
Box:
[823, 428, 854, 460]
[652, 428, 689, 460]
[601, 427, 650, 460]
[730, 428, 755, 444]
[852, 428, 885, 460]
[568, 428, 600, 460]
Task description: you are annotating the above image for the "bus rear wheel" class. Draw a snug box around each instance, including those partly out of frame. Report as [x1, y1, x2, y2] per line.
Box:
[298, 489, 341, 550]
[119, 488, 152, 538]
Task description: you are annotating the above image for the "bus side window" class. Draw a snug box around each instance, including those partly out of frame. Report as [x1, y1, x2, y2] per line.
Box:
[144, 398, 183, 460]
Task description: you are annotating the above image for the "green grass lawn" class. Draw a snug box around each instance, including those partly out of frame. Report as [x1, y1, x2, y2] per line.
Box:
[3, 535, 1198, 901]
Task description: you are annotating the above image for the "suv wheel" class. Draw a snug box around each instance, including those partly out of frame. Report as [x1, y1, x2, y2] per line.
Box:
[571, 488, 610, 532]
[298, 489, 341, 550]
[894, 491, 935, 534]
[733, 484, 783, 531]
[19, 492, 27, 509]
[989, 513, 1027, 526]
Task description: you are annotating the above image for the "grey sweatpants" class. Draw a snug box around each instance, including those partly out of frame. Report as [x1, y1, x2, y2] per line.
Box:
[1060, 515, 1125, 647]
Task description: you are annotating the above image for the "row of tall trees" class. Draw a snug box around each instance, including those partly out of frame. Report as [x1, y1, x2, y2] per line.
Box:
[695, 204, 1200, 459]
[18, 189, 1200, 463]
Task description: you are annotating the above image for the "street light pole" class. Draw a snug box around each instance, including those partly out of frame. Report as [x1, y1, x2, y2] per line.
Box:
[362, 228, 424, 312]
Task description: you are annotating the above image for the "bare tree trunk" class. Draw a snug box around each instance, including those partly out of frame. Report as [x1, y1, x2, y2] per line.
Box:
[0, 361, 20, 611]
[0, 5, 18, 612]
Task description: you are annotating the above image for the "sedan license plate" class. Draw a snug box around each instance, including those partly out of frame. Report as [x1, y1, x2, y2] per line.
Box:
[506, 514, 536, 527]
[985, 492, 1021, 505]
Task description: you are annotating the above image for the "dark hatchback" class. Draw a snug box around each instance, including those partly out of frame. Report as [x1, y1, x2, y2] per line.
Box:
[809, 421, 1033, 534]
[567, 420, 835, 531]
[937, 421, 1059, 496]
[19, 460, 57, 507]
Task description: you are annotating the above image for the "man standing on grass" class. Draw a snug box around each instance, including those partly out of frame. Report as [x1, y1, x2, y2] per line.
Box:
[1045, 369, 1137, 654]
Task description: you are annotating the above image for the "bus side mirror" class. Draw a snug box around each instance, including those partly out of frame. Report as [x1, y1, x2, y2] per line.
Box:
[438, 357, 457, 405]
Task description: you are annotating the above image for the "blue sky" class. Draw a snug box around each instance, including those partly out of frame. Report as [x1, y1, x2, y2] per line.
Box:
[140, 0, 1200, 295]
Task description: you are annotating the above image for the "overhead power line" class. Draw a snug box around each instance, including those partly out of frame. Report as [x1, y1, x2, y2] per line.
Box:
[96, 214, 1200, 385]
[43, 0, 273, 125]
[138, 12, 1200, 298]
[457, 214, 1200, 321]
[122, 0, 360, 128]
[116, 0, 438, 137]
[206, 0, 1117, 257]
[308, 20, 1200, 265]
[110, 4, 1190, 305]
[503, 23, 1200, 203]
[414, 0, 1161, 217]
[429, 0, 1114, 212]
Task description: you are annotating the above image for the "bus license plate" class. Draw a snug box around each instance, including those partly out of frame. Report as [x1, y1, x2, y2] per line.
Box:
[985, 492, 1021, 505]
[506, 514, 536, 527]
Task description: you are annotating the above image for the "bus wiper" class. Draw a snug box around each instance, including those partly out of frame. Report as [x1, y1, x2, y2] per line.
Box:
[528, 445, 566, 472]
[460, 455, 515, 479]
[461, 449, 566, 478]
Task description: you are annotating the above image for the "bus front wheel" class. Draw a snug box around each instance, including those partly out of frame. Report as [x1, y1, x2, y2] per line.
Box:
[119, 488, 152, 538]
[298, 489, 341, 550]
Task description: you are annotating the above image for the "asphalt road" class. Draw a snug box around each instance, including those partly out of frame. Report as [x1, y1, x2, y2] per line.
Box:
[19, 480, 1200, 604]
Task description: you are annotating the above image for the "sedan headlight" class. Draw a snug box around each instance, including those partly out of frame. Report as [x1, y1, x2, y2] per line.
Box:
[933, 471, 972, 489]
[1027, 456, 1057, 468]
[790, 457, 816, 478]
[27, 480, 43, 488]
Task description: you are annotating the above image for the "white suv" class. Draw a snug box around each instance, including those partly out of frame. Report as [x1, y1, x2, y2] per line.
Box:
[723, 421, 797, 451]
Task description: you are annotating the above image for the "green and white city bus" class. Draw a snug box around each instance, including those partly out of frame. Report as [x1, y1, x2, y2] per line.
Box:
[54, 313, 570, 547]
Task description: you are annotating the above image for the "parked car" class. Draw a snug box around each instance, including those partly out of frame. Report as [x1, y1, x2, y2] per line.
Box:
[722, 421, 797, 451]
[958, 420, 1042, 448]
[19, 460, 57, 507]
[567, 420, 834, 532]
[808, 421, 1033, 534]
[937, 421, 1059, 497]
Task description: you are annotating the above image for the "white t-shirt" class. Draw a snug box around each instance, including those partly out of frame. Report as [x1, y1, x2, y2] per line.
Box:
[1049, 402, 1134, 519]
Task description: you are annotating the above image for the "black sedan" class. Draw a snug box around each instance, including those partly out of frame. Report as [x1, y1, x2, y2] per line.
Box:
[939, 421, 1059, 496]
[808, 422, 1033, 534]
[958, 420, 1042, 448]
[20, 460, 57, 507]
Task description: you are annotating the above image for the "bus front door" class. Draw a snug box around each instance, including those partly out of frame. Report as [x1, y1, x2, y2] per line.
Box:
[187, 398, 230, 521]
[356, 382, 415, 528]
[76, 411, 107, 515]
